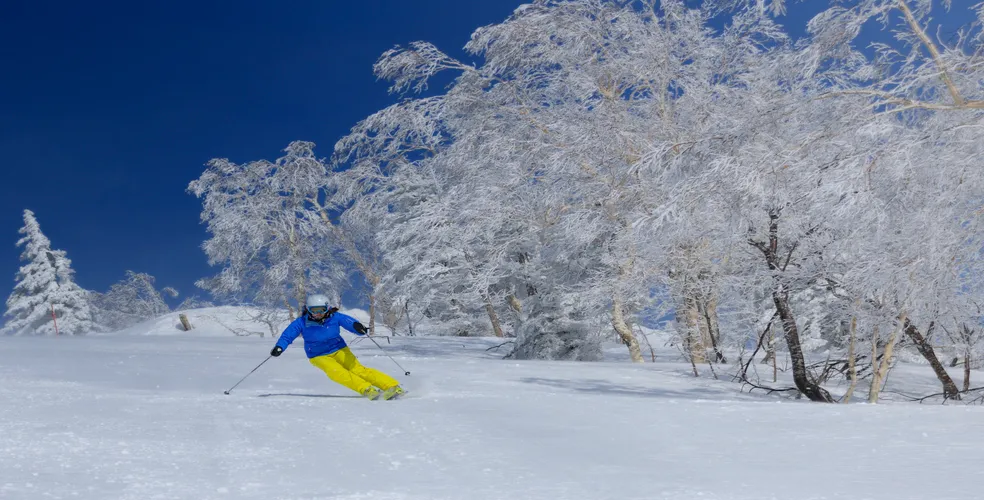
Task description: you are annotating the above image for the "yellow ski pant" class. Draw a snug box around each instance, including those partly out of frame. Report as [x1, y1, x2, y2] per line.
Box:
[309, 347, 399, 394]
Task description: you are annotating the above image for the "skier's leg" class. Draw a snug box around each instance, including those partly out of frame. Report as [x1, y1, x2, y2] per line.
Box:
[332, 347, 400, 390]
[309, 354, 374, 395]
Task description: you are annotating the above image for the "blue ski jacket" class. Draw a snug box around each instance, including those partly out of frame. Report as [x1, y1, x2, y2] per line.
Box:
[274, 311, 364, 358]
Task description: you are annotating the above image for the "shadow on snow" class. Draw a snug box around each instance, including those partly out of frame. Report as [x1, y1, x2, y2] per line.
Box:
[257, 393, 360, 399]
[519, 377, 734, 400]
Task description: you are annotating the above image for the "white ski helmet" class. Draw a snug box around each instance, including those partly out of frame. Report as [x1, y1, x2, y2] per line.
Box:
[305, 294, 331, 313]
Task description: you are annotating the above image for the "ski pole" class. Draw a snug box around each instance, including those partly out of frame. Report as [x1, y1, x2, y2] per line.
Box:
[224, 355, 272, 395]
[365, 335, 410, 376]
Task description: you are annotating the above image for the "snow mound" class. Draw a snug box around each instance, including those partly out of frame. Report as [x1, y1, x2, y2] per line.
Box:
[97, 305, 372, 338]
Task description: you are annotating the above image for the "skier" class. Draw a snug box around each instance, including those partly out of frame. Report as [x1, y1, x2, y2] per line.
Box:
[270, 294, 406, 400]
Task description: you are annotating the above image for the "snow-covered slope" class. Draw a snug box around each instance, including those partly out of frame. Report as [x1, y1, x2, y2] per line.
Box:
[3, 327, 984, 500]
[98, 305, 672, 347]
[99, 306, 371, 338]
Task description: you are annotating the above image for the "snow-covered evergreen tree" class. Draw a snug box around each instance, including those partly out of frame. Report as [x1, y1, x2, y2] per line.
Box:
[48, 248, 100, 335]
[2, 210, 97, 335]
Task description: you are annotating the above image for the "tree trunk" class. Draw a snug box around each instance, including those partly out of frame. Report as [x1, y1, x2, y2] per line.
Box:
[962, 324, 973, 392]
[284, 298, 296, 321]
[869, 314, 904, 404]
[761, 332, 776, 365]
[904, 320, 961, 400]
[695, 295, 711, 347]
[612, 297, 644, 363]
[695, 295, 712, 359]
[368, 293, 376, 336]
[295, 288, 306, 317]
[670, 265, 721, 364]
[483, 294, 505, 338]
[703, 293, 721, 345]
[178, 314, 193, 332]
[405, 300, 415, 337]
[751, 210, 833, 403]
[774, 292, 833, 402]
[772, 347, 778, 383]
[682, 294, 707, 364]
[701, 293, 726, 363]
[843, 316, 858, 403]
[964, 353, 971, 393]
[869, 325, 879, 400]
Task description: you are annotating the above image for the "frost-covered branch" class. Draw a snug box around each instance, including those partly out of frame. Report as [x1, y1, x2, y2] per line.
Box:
[374, 41, 473, 94]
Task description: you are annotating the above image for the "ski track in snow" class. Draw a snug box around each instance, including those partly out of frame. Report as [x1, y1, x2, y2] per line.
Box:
[2, 332, 984, 500]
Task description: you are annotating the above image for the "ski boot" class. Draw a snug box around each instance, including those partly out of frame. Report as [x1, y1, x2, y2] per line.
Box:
[382, 385, 406, 400]
[361, 386, 382, 400]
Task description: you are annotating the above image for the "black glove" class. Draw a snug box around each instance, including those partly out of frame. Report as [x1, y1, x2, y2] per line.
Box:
[270, 346, 284, 357]
[353, 322, 369, 336]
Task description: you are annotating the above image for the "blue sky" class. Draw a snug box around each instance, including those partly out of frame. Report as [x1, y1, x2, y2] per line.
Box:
[0, 1, 524, 307]
[0, 1, 971, 309]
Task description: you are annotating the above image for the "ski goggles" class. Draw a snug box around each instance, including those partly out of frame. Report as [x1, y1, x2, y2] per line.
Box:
[309, 306, 329, 315]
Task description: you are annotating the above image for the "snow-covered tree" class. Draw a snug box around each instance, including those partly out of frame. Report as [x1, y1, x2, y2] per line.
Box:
[48, 248, 100, 335]
[780, 0, 984, 401]
[91, 271, 178, 330]
[189, 0, 984, 403]
[355, 0, 981, 382]
[338, 0, 744, 360]
[174, 295, 215, 311]
[2, 210, 98, 335]
[189, 141, 348, 316]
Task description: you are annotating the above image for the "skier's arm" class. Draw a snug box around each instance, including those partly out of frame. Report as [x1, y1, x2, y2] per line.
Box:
[274, 318, 304, 351]
[336, 313, 368, 336]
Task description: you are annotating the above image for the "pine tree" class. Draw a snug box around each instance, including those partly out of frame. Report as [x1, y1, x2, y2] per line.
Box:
[48, 247, 100, 335]
[2, 210, 97, 335]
